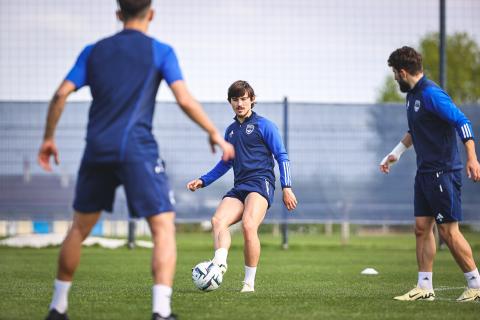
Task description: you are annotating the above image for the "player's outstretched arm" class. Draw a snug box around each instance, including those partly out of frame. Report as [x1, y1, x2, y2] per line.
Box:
[282, 188, 297, 211]
[170, 81, 234, 162]
[38, 80, 76, 172]
[187, 179, 204, 192]
[379, 132, 412, 174]
[464, 140, 480, 182]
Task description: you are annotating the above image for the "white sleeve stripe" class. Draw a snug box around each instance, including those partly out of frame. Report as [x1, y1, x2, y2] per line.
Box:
[461, 125, 467, 138]
[288, 162, 291, 186]
[287, 162, 292, 185]
[283, 161, 291, 186]
[466, 124, 473, 138]
[287, 162, 290, 186]
[464, 124, 472, 138]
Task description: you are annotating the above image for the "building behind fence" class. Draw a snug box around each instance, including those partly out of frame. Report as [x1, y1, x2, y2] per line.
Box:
[1, 101, 479, 236]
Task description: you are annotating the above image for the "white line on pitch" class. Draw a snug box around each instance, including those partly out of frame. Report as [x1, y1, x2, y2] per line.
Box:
[433, 286, 465, 291]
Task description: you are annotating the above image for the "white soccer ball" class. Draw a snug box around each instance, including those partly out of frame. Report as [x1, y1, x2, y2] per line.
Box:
[192, 261, 223, 291]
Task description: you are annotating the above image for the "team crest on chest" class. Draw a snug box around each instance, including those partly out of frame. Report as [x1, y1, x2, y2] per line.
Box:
[414, 100, 421, 112]
[246, 124, 255, 135]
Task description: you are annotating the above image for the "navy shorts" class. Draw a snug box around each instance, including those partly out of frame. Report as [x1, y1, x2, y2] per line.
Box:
[223, 178, 274, 208]
[73, 159, 175, 218]
[414, 170, 462, 224]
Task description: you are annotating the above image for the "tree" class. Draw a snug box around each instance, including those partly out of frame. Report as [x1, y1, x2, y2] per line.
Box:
[420, 32, 480, 104]
[377, 32, 480, 104]
[376, 75, 403, 103]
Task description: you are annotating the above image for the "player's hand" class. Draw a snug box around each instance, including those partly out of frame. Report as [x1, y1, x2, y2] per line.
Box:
[187, 179, 204, 191]
[282, 188, 297, 211]
[379, 154, 397, 174]
[466, 159, 480, 182]
[208, 131, 235, 162]
[38, 139, 59, 172]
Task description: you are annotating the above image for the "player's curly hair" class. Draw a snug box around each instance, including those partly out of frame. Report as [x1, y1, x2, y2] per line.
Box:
[117, 0, 151, 21]
[388, 46, 423, 75]
[227, 80, 256, 108]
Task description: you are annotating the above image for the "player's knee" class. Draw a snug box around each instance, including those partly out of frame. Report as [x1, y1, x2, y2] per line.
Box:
[211, 216, 226, 230]
[150, 219, 175, 239]
[242, 219, 258, 236]
[71, 222, 93, 239]
[414, 224, 430, 238]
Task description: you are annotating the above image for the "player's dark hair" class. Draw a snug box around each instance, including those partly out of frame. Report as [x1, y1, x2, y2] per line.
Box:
[228, 80, 256, 108]
[117, 0, 151, 20]
[388, 46, 423, 75]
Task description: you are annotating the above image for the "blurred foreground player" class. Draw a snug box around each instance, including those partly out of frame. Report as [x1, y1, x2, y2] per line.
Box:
[380, 46, 480, 302]
[38, 1, 233, 319]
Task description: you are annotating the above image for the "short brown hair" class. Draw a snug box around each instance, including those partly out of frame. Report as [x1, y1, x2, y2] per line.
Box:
[388, 46, 423, 75]
[117, 0, 151, 20]
[227, 80, 256, 107]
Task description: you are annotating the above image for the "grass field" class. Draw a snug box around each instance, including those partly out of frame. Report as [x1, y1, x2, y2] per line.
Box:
[1, 230, 480, 319]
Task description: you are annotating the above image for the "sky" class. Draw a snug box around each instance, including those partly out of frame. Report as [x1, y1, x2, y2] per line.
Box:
[0, 0, 478, 103]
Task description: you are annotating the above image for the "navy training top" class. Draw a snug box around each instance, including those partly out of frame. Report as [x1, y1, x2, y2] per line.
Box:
[199, 111, 292, 189]
[65, 29, 183, 162]
[406, 76, 474, 173]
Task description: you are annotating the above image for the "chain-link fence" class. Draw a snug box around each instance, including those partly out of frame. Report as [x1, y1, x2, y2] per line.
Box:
[1, 101, 479, 224]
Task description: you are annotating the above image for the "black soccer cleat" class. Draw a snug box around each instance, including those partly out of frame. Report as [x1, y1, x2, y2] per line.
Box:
[45, 309, 69, 320]
[152, 312, 178, 320]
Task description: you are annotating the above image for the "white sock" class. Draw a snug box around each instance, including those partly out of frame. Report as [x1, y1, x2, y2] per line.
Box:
[49, 279, 71, 313]
[153, 284, 172, 317]
[417, 272, 433, 290]
[212, 248, 228, 266]
[464, 268, 480, 289]
[244, 266, 257, 287]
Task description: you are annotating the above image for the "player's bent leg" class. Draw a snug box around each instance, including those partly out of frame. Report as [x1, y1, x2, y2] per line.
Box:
[211, 197, 244, 274]
[241, 193, 268, 292]
[147, 211, 177, 319]
[242, 193, 268, 266]
[46, 211, 101, 320]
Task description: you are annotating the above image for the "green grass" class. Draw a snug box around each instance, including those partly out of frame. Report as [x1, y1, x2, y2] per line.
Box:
[1, 231, 480, 319]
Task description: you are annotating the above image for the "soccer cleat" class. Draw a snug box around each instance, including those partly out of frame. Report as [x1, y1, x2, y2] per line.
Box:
[152, 313, 178, 320]
[45, 309, 69, 320]
[456, 288, 480, 302]
[217, 263, 228, 275]
[393, 286, 435, 301]
[240, 282, 254, 293]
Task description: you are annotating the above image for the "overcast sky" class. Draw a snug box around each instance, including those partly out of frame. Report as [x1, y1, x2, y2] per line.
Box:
[0, 0, 478, 103]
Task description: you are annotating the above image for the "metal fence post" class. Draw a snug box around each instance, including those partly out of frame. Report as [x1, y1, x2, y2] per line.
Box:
[128, 218, 136, 249]
[438, 0, 447, 250]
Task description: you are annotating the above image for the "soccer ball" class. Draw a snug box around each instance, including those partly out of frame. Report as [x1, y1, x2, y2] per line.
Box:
[192, 261, 223, 291]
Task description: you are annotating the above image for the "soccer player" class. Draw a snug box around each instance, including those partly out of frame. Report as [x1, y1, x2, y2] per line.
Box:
[38, 1, 234, 319]
[380, 46, 480, 302]
[187, 80, 298, 293]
